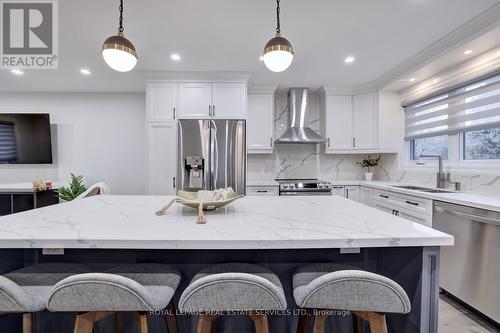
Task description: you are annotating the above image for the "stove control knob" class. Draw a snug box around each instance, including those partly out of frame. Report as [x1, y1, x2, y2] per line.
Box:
[289, 183, 296, 189]
[324, 183, 331, 189]
[318, 183, 324, 188]
[283, 184, 289, 189]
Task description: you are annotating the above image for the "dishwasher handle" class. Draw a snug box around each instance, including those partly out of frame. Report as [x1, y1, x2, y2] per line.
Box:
[435, 206, 500, 227]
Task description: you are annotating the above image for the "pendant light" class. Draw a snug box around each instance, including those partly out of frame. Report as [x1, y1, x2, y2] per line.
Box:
[101, 0, 138, 72]
[263, 0, 294, 72]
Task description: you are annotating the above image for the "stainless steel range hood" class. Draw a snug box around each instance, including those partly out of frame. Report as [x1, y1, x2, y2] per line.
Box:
[276, 88, 327, 144]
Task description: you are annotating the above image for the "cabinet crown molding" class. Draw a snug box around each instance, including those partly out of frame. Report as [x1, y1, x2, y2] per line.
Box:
[144, 71, 251, 83]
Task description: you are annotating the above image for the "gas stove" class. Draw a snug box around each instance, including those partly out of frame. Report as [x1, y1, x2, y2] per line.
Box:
[275, 179, 332, 196]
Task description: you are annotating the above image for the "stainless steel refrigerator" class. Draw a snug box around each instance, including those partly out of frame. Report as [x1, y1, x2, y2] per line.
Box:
[177, 119, 246, 195]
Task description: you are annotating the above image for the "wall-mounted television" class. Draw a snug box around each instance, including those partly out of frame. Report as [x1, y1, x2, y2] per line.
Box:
[0, 113, 53, 164]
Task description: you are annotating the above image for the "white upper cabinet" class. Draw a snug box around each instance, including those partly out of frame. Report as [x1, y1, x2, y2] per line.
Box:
[247, 92, 274, 153]
[321, 89, 381, 153]
[352, 92, 378, 150]
[178, 82, 212, 119]
[324, 95, 352, 150]
[212, 82, 247, 119]
[147, 121, 177, 195]
[146, 83, 178, 121]
[178, 82, 247, 119]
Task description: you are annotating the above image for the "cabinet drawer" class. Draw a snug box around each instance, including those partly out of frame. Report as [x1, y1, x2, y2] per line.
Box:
[246, 186, 278, 196]
[373, 201, 432, 227]
[373, 189, 432, 216]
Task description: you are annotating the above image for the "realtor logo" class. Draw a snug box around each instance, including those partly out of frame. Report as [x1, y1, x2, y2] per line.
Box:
[1, 0, 58, 69]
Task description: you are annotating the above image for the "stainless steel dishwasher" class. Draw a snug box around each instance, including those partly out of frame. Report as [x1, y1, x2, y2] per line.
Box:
[433, 201, 500, 324]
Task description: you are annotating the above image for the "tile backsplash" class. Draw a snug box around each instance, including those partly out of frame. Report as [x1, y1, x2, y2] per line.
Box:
[248, 89, 500, 196]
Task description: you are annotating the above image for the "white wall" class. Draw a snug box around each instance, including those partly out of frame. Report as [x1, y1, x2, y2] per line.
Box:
[0, 92, 146, 194]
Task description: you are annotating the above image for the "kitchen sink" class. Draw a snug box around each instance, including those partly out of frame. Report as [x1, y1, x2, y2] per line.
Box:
[391, 185, 454, 193]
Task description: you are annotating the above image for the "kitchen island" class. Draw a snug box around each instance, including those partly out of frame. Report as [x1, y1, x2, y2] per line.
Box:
[0, 195, 453, 332]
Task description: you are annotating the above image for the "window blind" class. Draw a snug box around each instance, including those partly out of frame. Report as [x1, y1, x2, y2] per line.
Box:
[404, 73, 500, 140]
[0, 123, 17, 162]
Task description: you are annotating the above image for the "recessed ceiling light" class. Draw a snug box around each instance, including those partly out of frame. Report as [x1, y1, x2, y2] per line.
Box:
[170, 53, 181, 61]
[11, 69, 24, 75]
[464, 50, 473, 55]
[80, 69, 91, 75]
[409, 78, 415, 82]
[344, 56, 355, 63]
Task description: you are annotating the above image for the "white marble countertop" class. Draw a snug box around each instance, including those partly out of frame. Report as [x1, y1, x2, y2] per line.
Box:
[337, 181, 500, 213]
[0, 195, 453, 249]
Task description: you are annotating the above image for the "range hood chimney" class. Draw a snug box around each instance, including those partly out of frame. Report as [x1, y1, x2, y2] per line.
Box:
[276, 88, 327, 144]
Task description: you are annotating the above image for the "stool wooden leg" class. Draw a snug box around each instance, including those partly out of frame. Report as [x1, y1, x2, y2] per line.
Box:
[74, 312, 96, 333]
[352, 312, 363, 333]
[248, 313, 269, 333]
[133, 312, 149, 333]
[164, 303, 179, 333]
[296, 309, 311, 333]
[115, 312, 123, 333]
[22, 313, 35, 333]
[312, 312, 328, 333]
[367, 312, 388, 333]
[196, 314, 218, 333]
[352, 311, 388, 333]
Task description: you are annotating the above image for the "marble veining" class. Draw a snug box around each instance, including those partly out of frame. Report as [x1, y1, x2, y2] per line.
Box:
[0, 195, 453, 249]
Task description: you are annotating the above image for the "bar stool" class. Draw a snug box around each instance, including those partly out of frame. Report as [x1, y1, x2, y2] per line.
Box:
[47, 263, 181, 333]
[292, 263, 411, 333]
[0, 263, 91, 333]
[178, 263, 287, 333]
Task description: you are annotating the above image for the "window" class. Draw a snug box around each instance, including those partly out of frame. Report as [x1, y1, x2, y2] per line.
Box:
[404, 73, 500, 165]
[410, 135, 448, 160]
[463, 127, 500, 160]
[0, 122, 17, 163]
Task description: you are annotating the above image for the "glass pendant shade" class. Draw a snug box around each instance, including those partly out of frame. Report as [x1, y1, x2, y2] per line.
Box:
[102, 32, 138, 72]
[263, 33, 294, 72]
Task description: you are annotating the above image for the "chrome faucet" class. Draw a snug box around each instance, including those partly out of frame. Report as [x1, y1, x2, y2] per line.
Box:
[419, 153, 446, 189]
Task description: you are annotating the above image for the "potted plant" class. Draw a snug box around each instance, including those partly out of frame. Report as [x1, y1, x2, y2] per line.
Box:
[58, 174, 87, 201]
[357, 155, 381, 181]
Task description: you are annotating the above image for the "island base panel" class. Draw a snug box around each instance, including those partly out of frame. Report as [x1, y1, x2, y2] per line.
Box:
[0, 247, 439, 333]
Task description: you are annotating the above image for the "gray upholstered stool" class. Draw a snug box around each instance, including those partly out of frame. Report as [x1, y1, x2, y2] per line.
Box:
[179, 263, 287, 333]
[0, 263, 91, 333]
[293, 263, 411, 333]
[47, 263, 181, 333]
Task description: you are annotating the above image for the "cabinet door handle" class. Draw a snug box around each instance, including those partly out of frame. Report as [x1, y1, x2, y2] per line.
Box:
[345, 189, 349, 199]
[379, 194, 389, 199]
[173, 177, 176, 188]
[212, 105, 216, 117]
[173, 107, 176, 119]
[332, 186, 344, 189]
[352, 138, 356, 147]
[256, 190, 268, 193]
[209, 105, 212, 116]
[270, 137, 273, 147]
[406, 200, 419, 206]
[327, 138, 331, 147]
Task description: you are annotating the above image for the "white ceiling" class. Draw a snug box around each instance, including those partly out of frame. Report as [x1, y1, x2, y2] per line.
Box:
[0, 0, 499, 92]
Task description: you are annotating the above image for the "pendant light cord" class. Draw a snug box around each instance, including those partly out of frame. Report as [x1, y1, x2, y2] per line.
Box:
[276, 0, 281, 34]
[118, 0, 124, 33]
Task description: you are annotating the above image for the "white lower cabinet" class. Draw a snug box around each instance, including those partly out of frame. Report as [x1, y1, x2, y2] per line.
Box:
[360, 186, 373, 206]
[372, 189, 432, 227]
[246, 185, 279, 196]
[330, 185, 361, 202]
[344, 186, 360, 202]
[147, 122, 177, 195]
[331, 186, 346, 197]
